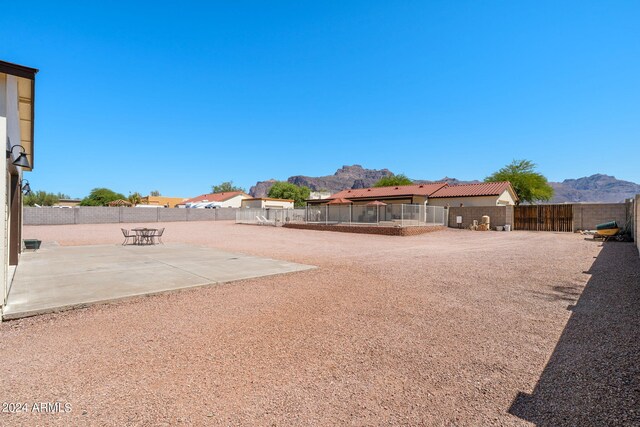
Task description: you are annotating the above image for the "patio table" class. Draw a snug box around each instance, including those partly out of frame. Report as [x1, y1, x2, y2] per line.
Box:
[132, 228, 158, 245]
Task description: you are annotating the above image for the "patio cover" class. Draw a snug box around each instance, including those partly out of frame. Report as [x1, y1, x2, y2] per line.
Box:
[327, 198, 353, 205]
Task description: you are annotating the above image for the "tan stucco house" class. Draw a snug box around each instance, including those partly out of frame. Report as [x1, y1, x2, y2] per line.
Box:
[140, 195, 187, 208]
[0, 60, 37, 314]
[241, 197, 294, 209]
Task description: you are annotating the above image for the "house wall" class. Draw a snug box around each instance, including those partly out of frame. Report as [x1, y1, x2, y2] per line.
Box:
[242, 199, 294, 209]
[448, 206, 513, 229]
[497, 189, 517, 205]
[219, 194, 250, 208]
[0, 113, 7, 306]
[142, 196, 186, 208]
[1, 72, 29, 307]
[430, 195, 501, 208]
[572, 203, 628, 231]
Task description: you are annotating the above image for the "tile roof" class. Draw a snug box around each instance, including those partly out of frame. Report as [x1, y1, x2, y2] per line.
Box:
[181, 191, 249, 204]
[429, 182, 514, 198]
[330, 183, 448, 200]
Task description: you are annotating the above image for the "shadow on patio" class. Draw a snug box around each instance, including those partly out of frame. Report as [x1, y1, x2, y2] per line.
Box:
[509, 242, 640, 426]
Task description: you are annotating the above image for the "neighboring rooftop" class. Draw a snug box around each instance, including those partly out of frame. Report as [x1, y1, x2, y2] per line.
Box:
[329, 183, 448, 200]
[429, 181, 516, 199]
[181, 191, 249, 205]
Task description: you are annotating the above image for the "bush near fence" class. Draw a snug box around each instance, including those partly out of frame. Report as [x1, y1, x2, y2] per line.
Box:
[24, 206, 239, 225]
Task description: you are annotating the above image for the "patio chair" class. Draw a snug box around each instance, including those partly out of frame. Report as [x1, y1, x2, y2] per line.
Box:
[121, 228, 137, 245]
[153, 228, 165, 245]
[261, 215, 275, 225]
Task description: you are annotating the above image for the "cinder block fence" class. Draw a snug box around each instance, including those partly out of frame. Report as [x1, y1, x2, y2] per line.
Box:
[24, 207, 239, 225]
[448, 202, 633, 233]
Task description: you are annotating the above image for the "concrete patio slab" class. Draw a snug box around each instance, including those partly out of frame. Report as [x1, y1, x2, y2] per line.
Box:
[3, 243, 315, 320]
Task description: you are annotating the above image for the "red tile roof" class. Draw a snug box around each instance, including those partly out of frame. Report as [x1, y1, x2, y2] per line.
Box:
[330, 183, 448, 200]
[429, 182, 515, 199]
[181, 191, 249, 204]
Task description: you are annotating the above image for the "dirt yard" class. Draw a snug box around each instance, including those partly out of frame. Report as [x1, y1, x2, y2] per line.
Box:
[2, 222, 639, 426]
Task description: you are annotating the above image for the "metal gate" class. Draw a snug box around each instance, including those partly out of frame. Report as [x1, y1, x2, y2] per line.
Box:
[514, 205, 573, 232]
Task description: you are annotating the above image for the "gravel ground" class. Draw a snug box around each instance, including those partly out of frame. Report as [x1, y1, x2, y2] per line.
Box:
[2, 221, 638, 426]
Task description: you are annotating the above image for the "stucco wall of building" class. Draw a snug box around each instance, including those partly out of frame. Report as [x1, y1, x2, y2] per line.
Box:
[242, 199, 295, 209]
[142, 196, 186, 208]
[219, 195, 250, 208]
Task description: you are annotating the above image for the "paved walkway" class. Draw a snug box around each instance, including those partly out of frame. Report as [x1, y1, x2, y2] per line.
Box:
[3, 243, 314, 319]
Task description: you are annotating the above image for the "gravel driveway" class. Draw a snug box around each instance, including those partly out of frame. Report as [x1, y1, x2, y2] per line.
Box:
[2, 221, 638, 426]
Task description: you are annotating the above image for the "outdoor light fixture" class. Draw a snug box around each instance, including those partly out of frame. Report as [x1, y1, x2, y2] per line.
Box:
[6, 144, 31, 169]
[22, 180, 31, 196]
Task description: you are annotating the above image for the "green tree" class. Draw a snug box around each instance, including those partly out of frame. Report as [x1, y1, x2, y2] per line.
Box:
[267, 182, 311, 207]
[212, 181, 245, 193]
[149, 190, 161, 197]
[24, 191, 69, 206]
[485, 159, 554, 204]
[373, 174, 413, 187]
[80, 188, 127, 206]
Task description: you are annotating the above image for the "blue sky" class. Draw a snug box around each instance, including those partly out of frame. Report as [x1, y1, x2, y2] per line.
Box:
[3, 1, 639, 198]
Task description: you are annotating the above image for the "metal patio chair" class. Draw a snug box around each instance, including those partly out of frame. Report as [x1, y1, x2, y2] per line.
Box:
[153, 228, 165, 245]
[121, 228, 137, 245]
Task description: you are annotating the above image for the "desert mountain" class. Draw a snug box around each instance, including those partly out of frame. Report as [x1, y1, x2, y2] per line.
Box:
[249, 165, 393, 198]
[249, 166, 639, 203]
[549, 174, 640, 203]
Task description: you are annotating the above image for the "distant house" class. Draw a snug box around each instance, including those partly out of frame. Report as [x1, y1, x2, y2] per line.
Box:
[307, 183, 448, 206]
[55, 198, 81, 207]
[308, 181, 517, 207]
[428, 182, 518, 207]
[178, 191, 251, 208]
[140, 196, 187, 208]
[241, 198, 294, 209]
[309, 191, 332, 200]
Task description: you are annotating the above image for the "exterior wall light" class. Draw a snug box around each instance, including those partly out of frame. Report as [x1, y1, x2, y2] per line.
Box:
[22, 180, 31, 196]
[6, 144, 31, 169]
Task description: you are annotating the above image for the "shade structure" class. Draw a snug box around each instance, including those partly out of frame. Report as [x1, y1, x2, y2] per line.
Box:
[108, 199, 132, 207]
[366, 200, 387, 206]
[326, 197, 353, 205]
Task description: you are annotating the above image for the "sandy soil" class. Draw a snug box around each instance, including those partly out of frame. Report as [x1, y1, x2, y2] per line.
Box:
[1, 221, 638, 426]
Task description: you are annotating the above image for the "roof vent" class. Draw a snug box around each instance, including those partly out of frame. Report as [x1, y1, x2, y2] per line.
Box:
[347, 190, 351, 193]
[419, 185, 424, 188]
[367, 189, 371, 191]
[395, 187, 399, 190]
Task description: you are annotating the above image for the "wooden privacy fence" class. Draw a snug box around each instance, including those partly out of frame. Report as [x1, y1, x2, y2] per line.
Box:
[514, 205, 573, 232]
